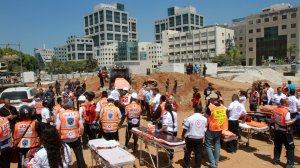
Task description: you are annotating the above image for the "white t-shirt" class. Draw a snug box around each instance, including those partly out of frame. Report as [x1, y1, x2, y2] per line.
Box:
[152, 93, 161, 111]
[95, 102, 101, 112]
[183, 113, 207, 139]
[41, 108, 51, 123]
[272, 93, 286, 105]
[162, 111, 178, 132]
[267, 87, 275, 103]
[288, 96, 299, 113]
[28, 100, 36, 108]
[28, 144, 72, 168]
[227, 101, 247, 120]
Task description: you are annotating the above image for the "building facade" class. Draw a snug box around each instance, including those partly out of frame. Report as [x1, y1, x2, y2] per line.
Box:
[66, 36, 94, 61]
[53, 46, 67, 62]
[94, 43, 117, 67]
[155, 6, 204, 43]
[231, 3, 300, 66]
[115, 41, 138, 61]
[84, 3, 137, 47]
[162, 26, 234, 63]
[34, 48, 54, 67]
[147, 43, 163, 68]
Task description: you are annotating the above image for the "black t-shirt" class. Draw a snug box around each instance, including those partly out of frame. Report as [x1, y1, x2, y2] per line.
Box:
[206, 103, 221, 116]
[0, 105, 19, 129]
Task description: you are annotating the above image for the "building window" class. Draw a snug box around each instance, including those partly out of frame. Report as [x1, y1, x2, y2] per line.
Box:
[155, 25, 160, 33]
[239, 37, 243, 40]
[107, 33, 113, 40]
[94, 13, 98, 24]
[248, 20, 253, 25]
[176, 15, 181, 26]
[264, 18, 269, 22]
[291, 23, 296, 28]
[249, 47, 253, 51]
[195, 15, 200, 25]
[78, 53, 84, 60]
[182, 14, 188, 24]
[122, 13, 127, 24]
[282, 15, 287, 20]
[208, 31, 215, 36]
[190, 14, 195, 24]
[86, 45, 93, 51]
[107, 24, 113, 31]
[99, 11, 104, 22]
[84, 16, 88, 27]
[89, 14, 93, 26]
[169, 17, 174, 27]
[239, 44, 243, 47]
[291, 13, 297, 18]
[273, 16, 278, 21]
[95, 26, 99, 33]
[256, 28, 261, 33]
[282, 25, 287, 29]
[122, 35, 128, 41]
[115, 25, 120, 32]
[182, 26, 189, 32]
[291, 34, 296, 38]
[122, 26, 128, 33]
[115, 34, 121, 41]
[201, 32, 207, 37]
[106, 10, 113, 22]
[256, 19, 261, 24]
[249, 38, 253, 42]
[249, 29, 253, 34]
[114, 12, 120, 23]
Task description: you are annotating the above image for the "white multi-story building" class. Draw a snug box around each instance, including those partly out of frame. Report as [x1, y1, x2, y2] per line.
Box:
[84, 3, 137, 47]
[66, 36, 94, 61]
[147, 43, 163, 68]
[162, 26, 234, 63]
[155, 6, 204, 43]
[53, 45, 67, 62]
[94, 43, 117, 67]
[34, 48, 54, 67]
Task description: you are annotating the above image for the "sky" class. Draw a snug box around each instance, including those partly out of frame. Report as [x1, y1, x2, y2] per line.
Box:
[0, 0, 299, 55]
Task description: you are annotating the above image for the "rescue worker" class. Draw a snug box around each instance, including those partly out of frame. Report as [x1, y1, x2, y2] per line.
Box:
[192, 85, 202, 110]
[204, 92, 228, 168]
[182, 105, 207, 168]
[52, 96, 63, 121]
[100, 96, 122, 141]
[144, 87, 152, 121]
[272, 99, 300, 167]
[249, 85, 260, 111]
[82, 92, 97, 148]
[0, 116, 12, 168]
[14, 105, 40, 168]
[41, 98, 53, 124]
[55, 100, 86, 168]
[272, 87, 287, 105]
[28, 95, 43, 121]
[74, 82, 85, 110]
[125, 92, 141, 150]
[94, 91, 108, 138]
[226, 94, 247, 153]
[0, 98, 19, 132]
[119, 87, 131, 127]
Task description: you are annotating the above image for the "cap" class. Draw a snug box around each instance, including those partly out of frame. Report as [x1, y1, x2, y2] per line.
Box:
[193, 85, 199, 90]
[123, 87, 129, 91]
[108, 95, 114, 100]
[78, 95, 86, 102]
[131, 92, 138, 99]
[206, 91, 218, 100]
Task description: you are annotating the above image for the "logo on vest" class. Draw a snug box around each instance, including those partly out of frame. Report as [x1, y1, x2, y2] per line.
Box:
[22, 139, 29, 147]
[67, 118, 74, 126]
[108, 113, 114, 119]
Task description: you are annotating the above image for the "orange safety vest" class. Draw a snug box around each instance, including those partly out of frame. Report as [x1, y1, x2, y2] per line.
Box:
[99, 98, 108, 111]
[35, 100, 43, 115]
[0, 116, 11, 147]
[53, 104, 62, 116]
[59, 109, 80, 140]
[208, 104, 228, 131]
[14, 120, 40, 148]
[273, 106, 289, 131]
[126, 102, 141, 126]
[101, 104, 119, 132]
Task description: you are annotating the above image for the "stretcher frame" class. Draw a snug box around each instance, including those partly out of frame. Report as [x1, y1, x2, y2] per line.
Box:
[239, 122, 270, 147]
[88, 143, 135, 168]
[132, 130, 185, 168]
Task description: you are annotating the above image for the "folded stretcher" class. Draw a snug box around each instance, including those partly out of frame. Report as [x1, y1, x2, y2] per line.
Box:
[221, 130, 237, 142]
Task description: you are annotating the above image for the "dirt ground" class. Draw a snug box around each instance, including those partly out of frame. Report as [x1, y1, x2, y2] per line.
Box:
[23, 73, 300, 168]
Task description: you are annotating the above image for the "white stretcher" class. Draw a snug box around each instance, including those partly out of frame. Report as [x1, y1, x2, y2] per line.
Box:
[88, 139, 136, 168]
[131, 127, 185, 168]
[239, 122, 270, 146]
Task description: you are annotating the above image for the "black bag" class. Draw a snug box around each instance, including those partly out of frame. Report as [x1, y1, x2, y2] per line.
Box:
[151, 105, 162, 121]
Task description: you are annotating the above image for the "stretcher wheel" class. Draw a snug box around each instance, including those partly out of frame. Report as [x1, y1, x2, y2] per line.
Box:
[246, 142, 249, 147]
[139, 161, 144, 166]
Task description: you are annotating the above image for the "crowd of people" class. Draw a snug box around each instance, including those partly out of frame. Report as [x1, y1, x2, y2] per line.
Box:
[186, 63, 208, 77]
[1, 75, 300, 168]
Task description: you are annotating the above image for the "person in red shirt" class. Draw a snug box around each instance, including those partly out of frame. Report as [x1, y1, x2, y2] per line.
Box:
[249, 86, 260, 111]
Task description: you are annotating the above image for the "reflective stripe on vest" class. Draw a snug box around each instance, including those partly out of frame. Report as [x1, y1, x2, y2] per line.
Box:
[14, 121, 40, 148]
[59, 110, 80, 140]
[208, 104, 228, 131]
[126, 102, 141, 126]
[35, 101, 43, 115]
[0, 117, 11, 146]
[101, 105, 119, 132]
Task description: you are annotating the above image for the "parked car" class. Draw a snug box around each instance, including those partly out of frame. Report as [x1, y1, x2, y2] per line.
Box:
[0, 87, 37, 110]
[292, 60, 300, 64]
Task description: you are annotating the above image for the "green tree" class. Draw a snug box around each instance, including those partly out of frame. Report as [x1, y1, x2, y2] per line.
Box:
[212, 47, 242, 66]
[288, 43, 298, 60]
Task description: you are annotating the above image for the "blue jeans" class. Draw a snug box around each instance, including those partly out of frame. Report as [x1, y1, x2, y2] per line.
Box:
[204, 130, 222, 168]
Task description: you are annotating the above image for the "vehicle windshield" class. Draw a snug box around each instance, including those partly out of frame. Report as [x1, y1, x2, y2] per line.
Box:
[0, 91, 28, 100]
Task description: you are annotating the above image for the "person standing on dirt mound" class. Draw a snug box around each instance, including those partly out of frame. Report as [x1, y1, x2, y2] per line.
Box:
[203, 64, 207, 77]
[249, 85, 260, 111]
[192, 86, 202, 110]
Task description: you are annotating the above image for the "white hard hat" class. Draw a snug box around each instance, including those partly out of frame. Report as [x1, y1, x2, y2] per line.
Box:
[108, 95, 114, 100]
[78, 95, 86, 101]
[123, 87, 129, 91]
[131, 92, 138, 99]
